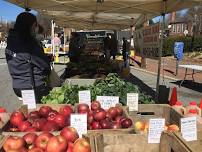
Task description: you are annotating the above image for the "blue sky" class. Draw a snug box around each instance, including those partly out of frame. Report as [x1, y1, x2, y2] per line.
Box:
[0, 1, 36, 22]
[152, 9, 188, 23]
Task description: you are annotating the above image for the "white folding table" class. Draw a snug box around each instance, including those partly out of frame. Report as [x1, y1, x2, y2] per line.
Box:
[179, 64, 202, 87]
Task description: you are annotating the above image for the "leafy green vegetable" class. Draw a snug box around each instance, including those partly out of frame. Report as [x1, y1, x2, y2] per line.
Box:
[41, 73, 155, 105]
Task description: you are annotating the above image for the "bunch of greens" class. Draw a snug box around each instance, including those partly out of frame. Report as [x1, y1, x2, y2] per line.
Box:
[41, 73, 155, 105]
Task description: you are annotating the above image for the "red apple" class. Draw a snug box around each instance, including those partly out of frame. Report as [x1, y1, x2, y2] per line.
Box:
[105, 112, 112, 121]
[0, 107, 6, 113]
[41, 120, 59, 131]
[32, 118, 47, 130]
[47, 110, 59, 121]
[54, 114, 66, 128]
[91, 101, 101, 111]
[10, 111, 25, 127]
[66, 117, 71, 126]
[23, 133, 38, 149]
[59, 105, 73, 117]
[100, 119, 111, 129]
[60, 127, 79, 143]
[93, 110, 106, 121]
[66, 142, 74, 152]
[88, 110, 93, 115]
[39, 106, 52, 118]
[115, 116, 124, 124]
[25, 127, 39, 132]
[35, 132, 53, 150]
[18, 121, 31, 131]
[107, 107, 118, 119]
[77, 104, 89, 113]
[28, 147, 44, 152]
[7, 147, 28, 152]
[121, 118, 133, 128]
[111, 122, 121, 129]
[3, 136, 25, 151]
[73, 138, 91, 152]
[28, 111, 41, 120]
[87, 114, 94, 124]
[91, 121, 101, 130]
[115, 106, 123, 116]
[46, 135, 68, 152]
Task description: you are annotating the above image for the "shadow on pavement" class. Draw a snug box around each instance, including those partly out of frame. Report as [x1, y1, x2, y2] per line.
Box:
[163, 69, 175, 76]
[171, 80, 202, 93]
[126, 73, 157, 101]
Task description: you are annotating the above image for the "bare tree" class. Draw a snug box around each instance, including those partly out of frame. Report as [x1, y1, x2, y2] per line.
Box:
[36, 13, 51, 36]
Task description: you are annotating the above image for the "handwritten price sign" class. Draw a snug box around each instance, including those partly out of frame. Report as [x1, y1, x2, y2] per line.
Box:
[70, 114, 87, 137]
[96, 96, 119, 109]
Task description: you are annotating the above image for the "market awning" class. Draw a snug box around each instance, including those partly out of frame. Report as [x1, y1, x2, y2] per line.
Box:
[6, 0, 202, 30]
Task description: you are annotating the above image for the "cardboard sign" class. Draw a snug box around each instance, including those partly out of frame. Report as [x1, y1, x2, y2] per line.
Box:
[70, 114, 87, 137]
[148, 118, 165, 143]
[79, 90, 91, 105]
[181, 117, 197, 141]
[96, 96, 119, 109]
[21, 90, 36, 109]
[127, 93, 138, 111]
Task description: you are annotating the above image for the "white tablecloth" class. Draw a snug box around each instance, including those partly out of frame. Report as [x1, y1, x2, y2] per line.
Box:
[179, 65, 202, 71]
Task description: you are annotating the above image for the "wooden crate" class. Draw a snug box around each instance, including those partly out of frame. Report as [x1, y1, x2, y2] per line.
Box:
[129, 104, 183, 128]
[2, 104, 135, 134]
[85, 133, 161, 152]
[0, 113, 10, 133]
[160, 131, 202, 152]
[86, 131, 190, 152]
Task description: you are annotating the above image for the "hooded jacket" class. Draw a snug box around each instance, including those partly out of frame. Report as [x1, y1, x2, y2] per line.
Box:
[5, 29, 51, 89]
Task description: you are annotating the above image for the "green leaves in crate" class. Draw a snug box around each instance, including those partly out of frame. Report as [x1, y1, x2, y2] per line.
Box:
[41, 73, 154, 105]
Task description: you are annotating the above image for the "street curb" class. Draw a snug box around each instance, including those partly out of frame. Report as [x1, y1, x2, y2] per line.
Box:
[130, 66, 179, 81]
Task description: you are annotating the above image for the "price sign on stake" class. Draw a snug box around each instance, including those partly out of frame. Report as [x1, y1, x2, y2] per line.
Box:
[21, 90, 36, 109]
[148, 119, 165, 143]
[181, 117, 197, 141]
[70, 114, 87, 138]
[79, 90, 91, 105]
[127, 93, 138, 111]
[96, 96, 119, 109]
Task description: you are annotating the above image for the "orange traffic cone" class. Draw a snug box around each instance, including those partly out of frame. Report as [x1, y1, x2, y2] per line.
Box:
[199, 98, 202, 109]
[169, 87, 177, 106]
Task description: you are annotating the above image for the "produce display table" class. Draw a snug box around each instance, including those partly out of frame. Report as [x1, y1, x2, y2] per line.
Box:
[179, 64, 202, 87]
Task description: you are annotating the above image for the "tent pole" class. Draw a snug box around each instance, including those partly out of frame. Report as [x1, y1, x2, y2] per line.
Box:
[156, 14, 165, 102]
[51, 20, 55, 67]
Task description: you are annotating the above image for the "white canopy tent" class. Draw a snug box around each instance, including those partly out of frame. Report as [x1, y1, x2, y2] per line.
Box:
[6, 0, 202, 30]
[6, 0, 201, 100]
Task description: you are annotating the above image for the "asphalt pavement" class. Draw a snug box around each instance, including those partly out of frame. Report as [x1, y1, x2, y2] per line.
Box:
[130, 66, 202, 105]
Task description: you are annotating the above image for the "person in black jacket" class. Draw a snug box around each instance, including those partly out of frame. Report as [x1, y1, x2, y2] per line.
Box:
[5, 12, 51, 102]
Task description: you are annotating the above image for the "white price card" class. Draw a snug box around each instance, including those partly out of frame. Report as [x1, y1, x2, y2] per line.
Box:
[148, 118, 165, 143]
[21, 90, 36, 109]
[127, 93, 138, 111]
[79, 90, 91, 105]
[96, 96, 119, 109]
[181, 117, 197, 141]
[70, 114, 87, 137]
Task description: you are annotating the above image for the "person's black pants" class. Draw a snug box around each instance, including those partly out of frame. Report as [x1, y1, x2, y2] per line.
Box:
[13, 85, 50, 103]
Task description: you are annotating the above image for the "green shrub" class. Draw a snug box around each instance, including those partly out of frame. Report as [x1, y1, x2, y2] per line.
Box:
[193, 36, 202, 50]
[163, 36, 192, 56]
